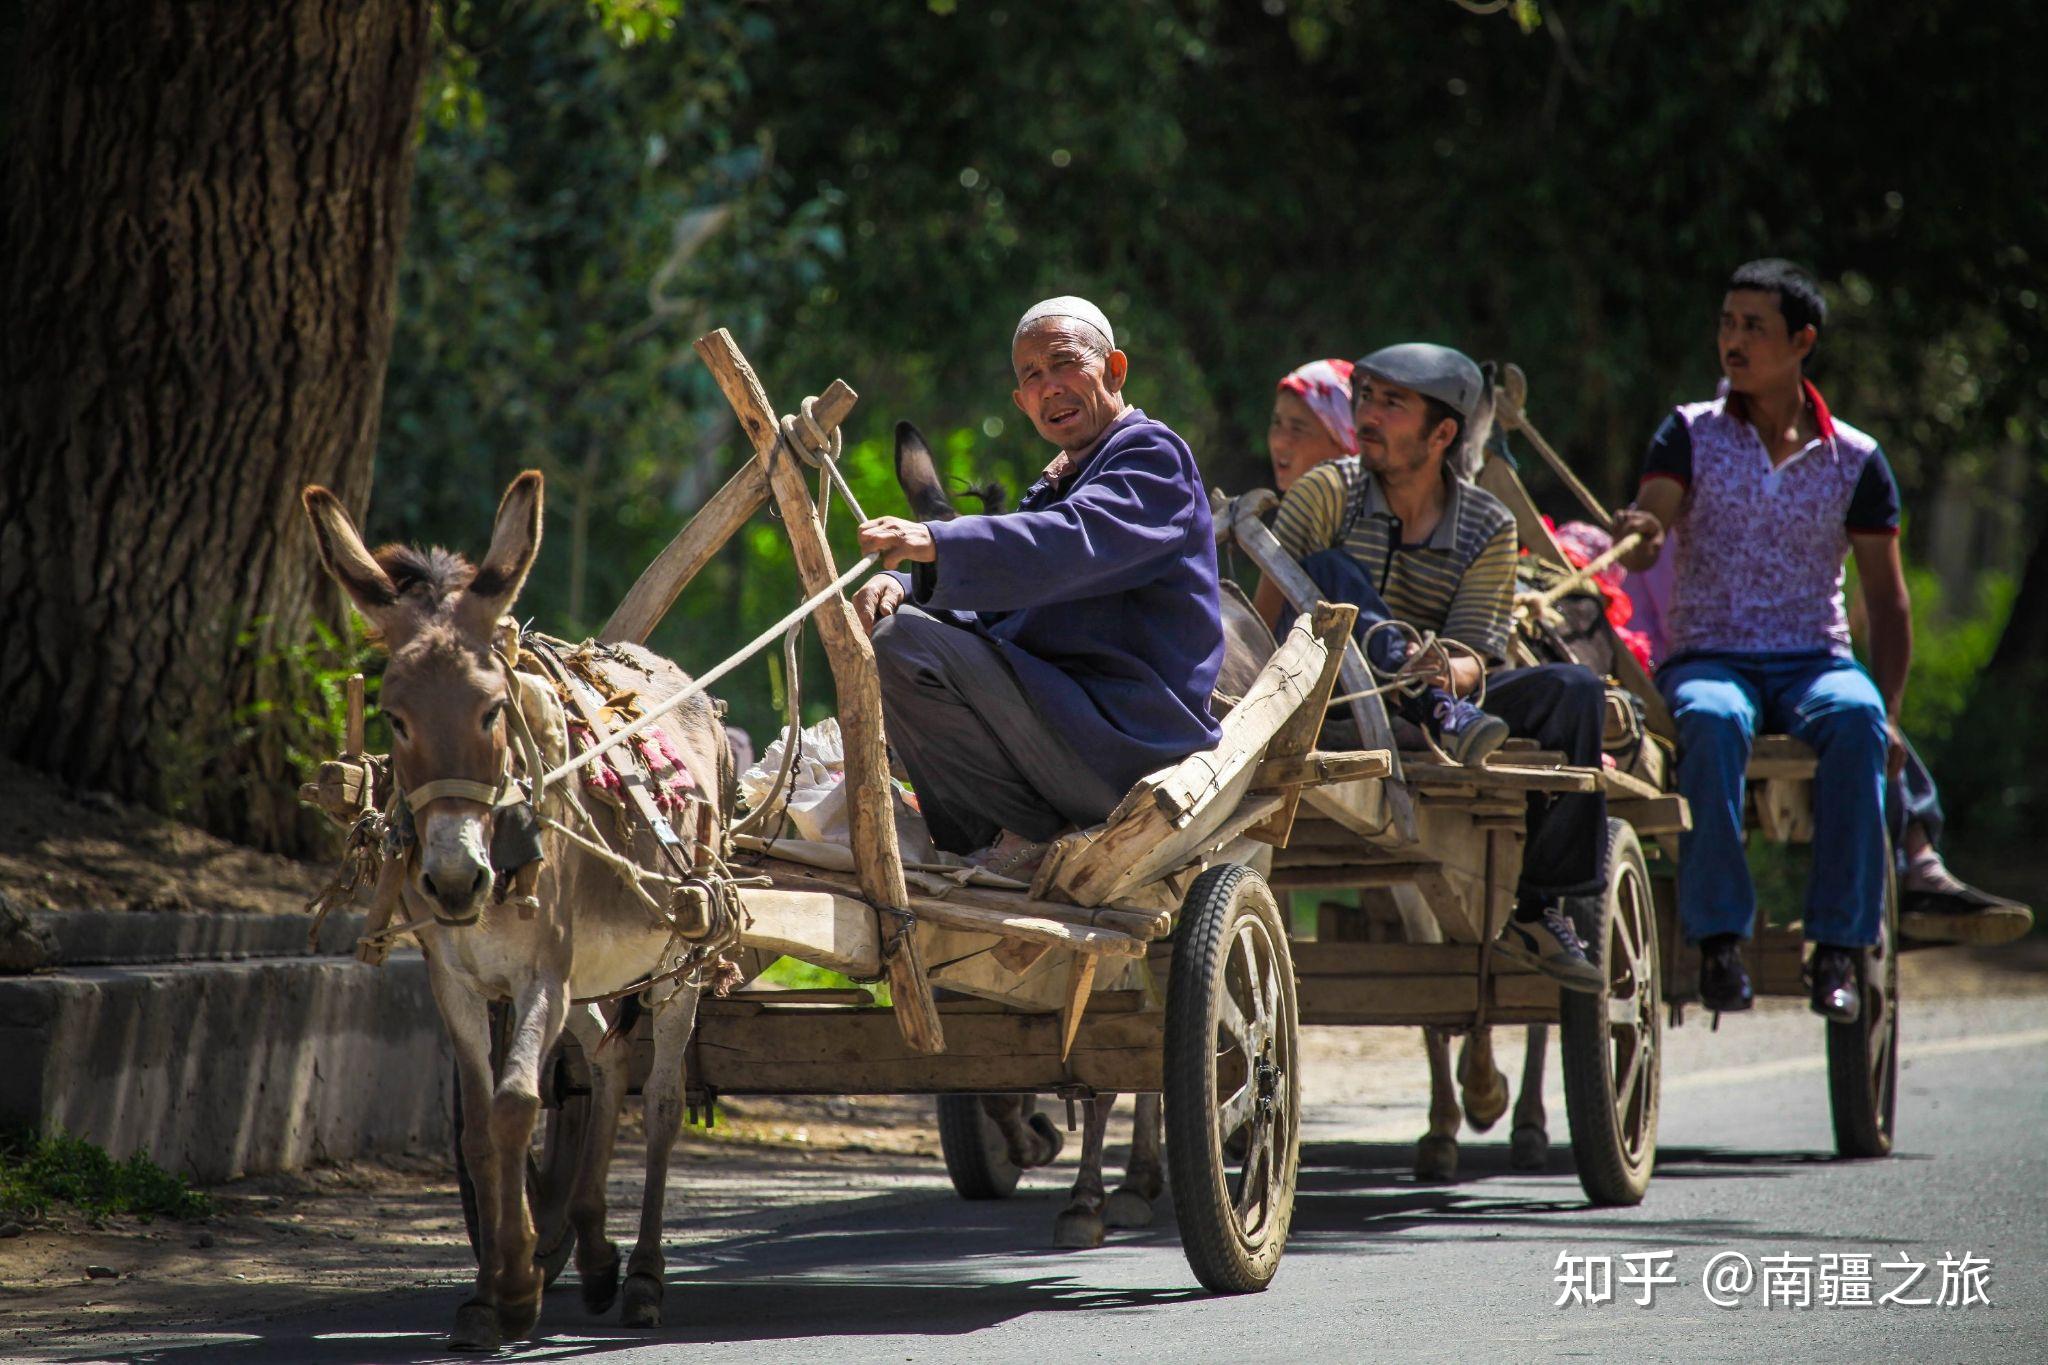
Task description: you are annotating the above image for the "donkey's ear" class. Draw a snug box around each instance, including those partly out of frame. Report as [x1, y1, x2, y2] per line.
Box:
[459, 470, 543, 633]
[302, 486, 405, 638]
[893, 420, 958, 522]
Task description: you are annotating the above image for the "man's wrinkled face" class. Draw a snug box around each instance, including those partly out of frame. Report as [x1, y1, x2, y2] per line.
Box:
[1268, 389, 1347, 493]
[1719, 289, 1814, 396]
[1353, 376, 1455, 480]
[1011, 321, 1128, 453]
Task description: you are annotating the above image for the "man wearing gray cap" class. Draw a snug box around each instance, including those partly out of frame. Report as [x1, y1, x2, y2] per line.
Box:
[850, 297, 1225, 879]
[1255, 341, 1609, 991]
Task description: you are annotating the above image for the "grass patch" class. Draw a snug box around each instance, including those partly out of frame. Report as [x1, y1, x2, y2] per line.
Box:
[0, 1132, 213, 1223]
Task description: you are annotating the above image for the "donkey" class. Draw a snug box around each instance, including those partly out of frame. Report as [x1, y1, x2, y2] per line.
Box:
[303, 472, 730, 1348]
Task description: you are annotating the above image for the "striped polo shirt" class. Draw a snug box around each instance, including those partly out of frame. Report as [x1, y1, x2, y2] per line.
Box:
[1271, 458, 1518, 662]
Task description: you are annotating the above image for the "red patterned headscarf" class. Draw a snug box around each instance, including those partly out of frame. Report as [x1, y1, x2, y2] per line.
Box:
[1277, 358, 1358, 455]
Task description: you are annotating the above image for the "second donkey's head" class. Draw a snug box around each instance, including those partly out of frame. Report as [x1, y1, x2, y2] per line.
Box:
[302, 472, 544, 923]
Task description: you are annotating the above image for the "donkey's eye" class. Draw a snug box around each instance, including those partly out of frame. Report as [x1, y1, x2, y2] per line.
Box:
[388, 713, 410, 741]
[482, 703, 504, 734]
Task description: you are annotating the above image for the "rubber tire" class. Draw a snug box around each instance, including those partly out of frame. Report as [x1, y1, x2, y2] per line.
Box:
[936, 1094, 1034, 1200]
[1164, 864, 1300, 1295]
[1560, 820, 1661, 1206]
[1827, 849, 1900, 1158]
[453, 1008, 584, 1288]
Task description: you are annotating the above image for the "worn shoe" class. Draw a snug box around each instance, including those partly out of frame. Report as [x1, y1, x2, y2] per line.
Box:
[1495, 903, 1604, 994]
[1698, 937, 1753, 1013]
[1426, 688, 1511, 766]
[1900, 882, 2035, 946]
[1807, 945, 1862, 1023]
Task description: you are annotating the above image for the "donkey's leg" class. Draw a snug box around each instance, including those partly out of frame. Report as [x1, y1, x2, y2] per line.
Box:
[1054, 1094, 1117, 1250]
[1105, 1092, 1164, 1228]
[563, 1003, 628, 1315]
[1510, 1025, 1552, 1170]
[622, 986, 701, 1328]
[488, 974, 568, 1342]
[981, 1094, 1064, 1168]
[433, 971, 506, 1352]
[1458, 1027, 1509, 1132]
[1416, 1029, 1461, 1181]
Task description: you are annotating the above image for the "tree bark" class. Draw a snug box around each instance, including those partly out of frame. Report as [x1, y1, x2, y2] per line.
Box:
[0, 0, 432, 850]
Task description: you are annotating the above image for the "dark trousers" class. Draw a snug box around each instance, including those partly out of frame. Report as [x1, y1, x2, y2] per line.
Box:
[1486, 664, 1610, 898]
[1289, 548, 1608, 898]
[871, 606, 1124, 854]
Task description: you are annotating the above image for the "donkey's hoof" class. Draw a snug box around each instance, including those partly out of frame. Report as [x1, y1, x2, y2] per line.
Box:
[1461, 1071, 1510, 1133]
[1025, 1111, 1066, 1168]
[1510, 1124, 1551, 1171]
[580, 1242, 622, 1315]
[448, 1300, 501, 1353]
[620, 1271, 665, 1328]
[1415, 1134, 1459, 1183]
[1052, 1203, 1105, 1250]
[1103, 1187, 1156, 1229]
[496, 1289, 542, 1342]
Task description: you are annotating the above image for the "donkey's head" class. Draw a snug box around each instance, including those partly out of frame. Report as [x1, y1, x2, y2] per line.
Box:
[302, 472, 544, 923]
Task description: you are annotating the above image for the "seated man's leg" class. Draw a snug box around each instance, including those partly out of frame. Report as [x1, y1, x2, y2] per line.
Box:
[1484, 663, 1610, 899]
[872, 607, 1123, 855]
[1662, 657, 1762, 946]
[1767, 655, 1887, 949]
[1295, 549, 1507, 762]
[1481, 663, 1608, 991]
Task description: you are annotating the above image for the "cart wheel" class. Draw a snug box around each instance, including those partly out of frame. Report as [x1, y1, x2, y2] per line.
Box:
[1560, 820, 1661, 1206]
[1827, 854, 1899, 1158]
[453, 1009, 584, 1287]
[936, 1094, 1050, 1199]
[1164, 863, 1299, 1294]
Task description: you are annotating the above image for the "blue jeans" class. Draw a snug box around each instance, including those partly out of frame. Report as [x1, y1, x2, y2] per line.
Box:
[1660, 650, 1888, 947]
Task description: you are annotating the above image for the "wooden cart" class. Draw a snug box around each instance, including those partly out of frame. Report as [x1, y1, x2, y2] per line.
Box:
[1205, 480, 1680, 1207]
[481, 331, 1393, 1296]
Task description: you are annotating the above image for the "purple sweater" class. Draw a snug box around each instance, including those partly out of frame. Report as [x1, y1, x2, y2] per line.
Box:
[895, 409, 1224, 796]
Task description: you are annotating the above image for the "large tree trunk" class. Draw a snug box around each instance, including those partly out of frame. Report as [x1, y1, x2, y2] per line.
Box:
[0, 1, 432, 851]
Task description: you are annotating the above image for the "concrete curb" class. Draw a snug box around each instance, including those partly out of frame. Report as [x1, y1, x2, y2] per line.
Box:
[0, 953, 450, 1182]
[27, 909, 369, 966]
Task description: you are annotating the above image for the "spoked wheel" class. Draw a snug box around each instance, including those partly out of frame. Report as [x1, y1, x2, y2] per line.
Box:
[453, 1004, 586, 1286]
[936, 1094, 1052, 1199]
[1560, 820, 1661, 1206]
[1827, 853, 1900, 1157]
[1164, 864, 1299, 1294]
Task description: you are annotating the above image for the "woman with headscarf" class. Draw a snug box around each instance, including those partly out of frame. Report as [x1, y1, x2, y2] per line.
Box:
[1268, 357, 1357, 493]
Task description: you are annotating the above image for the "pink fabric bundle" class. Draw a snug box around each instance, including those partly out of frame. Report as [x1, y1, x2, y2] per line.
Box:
[1277, 358, 1359, 455]
[1547, 518, 1654, 670]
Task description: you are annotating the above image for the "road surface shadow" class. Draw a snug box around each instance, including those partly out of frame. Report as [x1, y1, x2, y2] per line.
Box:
[58, 1138, 1903, 1361]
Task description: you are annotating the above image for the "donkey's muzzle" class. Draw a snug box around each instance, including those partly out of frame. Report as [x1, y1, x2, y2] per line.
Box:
[422, 862, 489, 921]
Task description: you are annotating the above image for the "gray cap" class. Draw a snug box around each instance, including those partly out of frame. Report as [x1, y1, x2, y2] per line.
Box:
[1354, 343, 1485, 422]
[1013, 295, 1115, 352]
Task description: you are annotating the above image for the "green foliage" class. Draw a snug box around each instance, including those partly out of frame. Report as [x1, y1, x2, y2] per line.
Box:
[1894, 567, 2014, 752]
[232, 615, 387, 786]
[373, 0, 2048, 787]
[0, 1132, 212, 1224]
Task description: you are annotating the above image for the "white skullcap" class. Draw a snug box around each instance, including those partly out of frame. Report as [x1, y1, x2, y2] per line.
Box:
[1012, 295, 1115, 351]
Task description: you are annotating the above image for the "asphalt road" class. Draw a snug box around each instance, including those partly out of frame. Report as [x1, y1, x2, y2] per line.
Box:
[22, 993, 2048, 1365]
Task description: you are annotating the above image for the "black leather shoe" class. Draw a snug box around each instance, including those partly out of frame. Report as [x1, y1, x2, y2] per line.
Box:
[1808, 945, 1862, 1023]
[1699, 938, 1753, 1012]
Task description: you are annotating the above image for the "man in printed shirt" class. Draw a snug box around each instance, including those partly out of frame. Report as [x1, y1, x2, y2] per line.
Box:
[1614, 259, 1908, 1020]
[1255, 343, 1610, 992]
[852, 297, 1224, 881]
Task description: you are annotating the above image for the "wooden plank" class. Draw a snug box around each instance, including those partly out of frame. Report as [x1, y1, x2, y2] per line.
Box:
[1060, 953, 1099, 1061]
[735, 888, 882, 977]
[1290, 940, 1546, 976]
[1217, 487, 1419, 841]
[694, 328, 945, 1056]
[1241, 603, 1357, 844]
[601, 383, 858, 644]
[753, 857, 1166, 944]
[1300, 778, 1402, 845]
[1747, 735, 1819, 780]
[1608, 794, 1692, 835]
[1753, 777, 1815, 844]
[1403, 761, 1601, 794]
[1295, 971, 1560, 1027]
[1148, 605, 1352, 827]
[1600, 766, 1665, 800]
[1266, 861, 1440, 890]
[688, 1005, 1164, 1095]
[1487, 749, 1565, 769]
